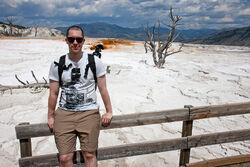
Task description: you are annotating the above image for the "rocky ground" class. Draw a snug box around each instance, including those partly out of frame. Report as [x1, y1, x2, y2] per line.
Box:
[0, 38, 249, 166]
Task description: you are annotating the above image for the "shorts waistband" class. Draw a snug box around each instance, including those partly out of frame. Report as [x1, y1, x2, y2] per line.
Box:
[57, 107, 99, 112]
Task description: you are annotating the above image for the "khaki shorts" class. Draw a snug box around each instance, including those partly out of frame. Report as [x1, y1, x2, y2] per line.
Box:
[54, 108, 100, 155]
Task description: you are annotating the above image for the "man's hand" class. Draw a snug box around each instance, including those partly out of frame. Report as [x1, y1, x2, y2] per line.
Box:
[101, 112, 112, 127]
[48, 117, 54, 132]
[97, 75, 113, 127]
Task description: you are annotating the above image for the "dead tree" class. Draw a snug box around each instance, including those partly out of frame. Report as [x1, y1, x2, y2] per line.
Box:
[34, 24, 39, 37]
[6, 16, 15, 36]
[1, 24, 7, 35]
[143, 7, 183, 68]
[0, 71, 49, 94]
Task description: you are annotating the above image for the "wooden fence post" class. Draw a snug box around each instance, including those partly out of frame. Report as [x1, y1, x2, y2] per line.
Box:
[18, 122, 32, 157]
[179, 105, 193, 166]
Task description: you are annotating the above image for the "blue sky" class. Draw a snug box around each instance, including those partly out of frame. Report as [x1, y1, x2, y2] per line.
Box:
[0, 0, 249, 30]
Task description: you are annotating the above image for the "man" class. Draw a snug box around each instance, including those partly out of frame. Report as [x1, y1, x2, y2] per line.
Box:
[48, 25, 112, 167]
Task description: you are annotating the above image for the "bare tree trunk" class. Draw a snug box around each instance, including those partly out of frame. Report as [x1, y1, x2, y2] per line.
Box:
[152, 51, 157, 66]
[34, 24, 39, 37]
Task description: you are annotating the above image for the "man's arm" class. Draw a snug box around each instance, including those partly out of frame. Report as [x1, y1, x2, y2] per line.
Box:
[97, 75, 112, 126]
[48, 80, 60, 130]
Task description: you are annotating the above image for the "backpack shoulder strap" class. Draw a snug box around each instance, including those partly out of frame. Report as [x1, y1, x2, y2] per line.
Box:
[84, 54, 97, 89]
[54, 55, 66, 87]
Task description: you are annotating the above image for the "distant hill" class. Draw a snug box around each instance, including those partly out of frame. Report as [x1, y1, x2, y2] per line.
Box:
[0, 22, 64, 38]
[56, 22, 145, 41]
[3, 21, 249, 46]
[191, 26, 250, 46]
[55, 22, 217, 42]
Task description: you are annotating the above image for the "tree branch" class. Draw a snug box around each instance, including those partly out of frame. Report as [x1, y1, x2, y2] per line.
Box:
[31, 70, 38, 83]
[143, 7, 182, 68]
[15, 74, 26, 85]
[163, 43, 183, 59]
[1, 72, 49, 94]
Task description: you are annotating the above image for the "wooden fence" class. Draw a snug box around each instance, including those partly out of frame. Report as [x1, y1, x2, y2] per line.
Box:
[15, 102, 250, 167]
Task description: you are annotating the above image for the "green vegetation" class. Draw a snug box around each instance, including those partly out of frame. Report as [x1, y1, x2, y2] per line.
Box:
[0, 21, 27, 29]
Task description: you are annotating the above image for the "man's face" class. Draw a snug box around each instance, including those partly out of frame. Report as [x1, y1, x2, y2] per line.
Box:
[66, 29, 85, 54]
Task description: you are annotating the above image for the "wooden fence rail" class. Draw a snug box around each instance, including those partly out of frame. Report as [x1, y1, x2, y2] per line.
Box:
[186, 154, 250, 167]
[16, 108, 189, 139]
[15, 102, 250, 167]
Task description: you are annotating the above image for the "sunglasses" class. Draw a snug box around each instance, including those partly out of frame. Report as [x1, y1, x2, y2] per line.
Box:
[67, 37, 84, 43]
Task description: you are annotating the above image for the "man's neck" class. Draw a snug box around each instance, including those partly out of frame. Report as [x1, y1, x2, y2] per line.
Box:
[69, 51, 83, 62]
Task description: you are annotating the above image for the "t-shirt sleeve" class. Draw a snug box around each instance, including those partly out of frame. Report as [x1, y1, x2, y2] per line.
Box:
[48, 61, 59, 81]
[94, 57, 106, 78]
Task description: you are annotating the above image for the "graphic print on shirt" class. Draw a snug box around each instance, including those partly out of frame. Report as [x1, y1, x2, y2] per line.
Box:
[60, 67, 96, 111]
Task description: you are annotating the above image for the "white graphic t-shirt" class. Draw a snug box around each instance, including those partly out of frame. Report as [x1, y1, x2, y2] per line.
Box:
[49, 52, 106, 111]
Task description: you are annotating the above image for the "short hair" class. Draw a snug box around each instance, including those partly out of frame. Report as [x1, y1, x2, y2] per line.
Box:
[66, 25, 84, 37]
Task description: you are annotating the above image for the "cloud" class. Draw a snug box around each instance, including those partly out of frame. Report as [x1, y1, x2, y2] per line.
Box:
[204, 16, 211, 21]
[239, 8, 250, 15]
[0, 0, 249, 29]
[184, 5, 201, 13]
[213, 4, 230, 12]
[2, 0, 22, 8]
[218, 16, 234, 22]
